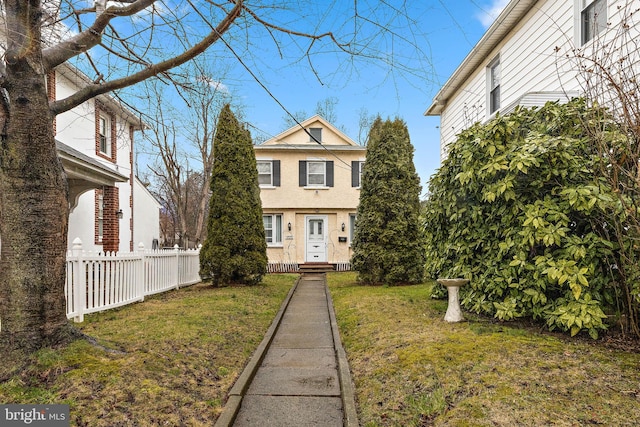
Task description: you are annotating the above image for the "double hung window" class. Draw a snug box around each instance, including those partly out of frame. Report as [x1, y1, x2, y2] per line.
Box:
[307, 161, 326, 186]
[257, 160, 281, 187]
[489, 58, 501, 115]
[263, 214, 283, 245]
[581, 0, 607, 45]
[99, 115, 111, 156]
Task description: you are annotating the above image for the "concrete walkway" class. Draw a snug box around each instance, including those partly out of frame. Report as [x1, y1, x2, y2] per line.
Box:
[215, 273, 358, 427]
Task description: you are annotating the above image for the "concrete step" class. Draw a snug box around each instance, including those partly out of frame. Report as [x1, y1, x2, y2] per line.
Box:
[298, 263, 336, 273]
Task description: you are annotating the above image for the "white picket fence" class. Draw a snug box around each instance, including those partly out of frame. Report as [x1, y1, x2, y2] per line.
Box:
[65, 238, 201, 322]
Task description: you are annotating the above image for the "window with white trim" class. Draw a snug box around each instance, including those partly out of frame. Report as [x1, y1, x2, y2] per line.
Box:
[488, 58, 501, 115]
[307, 161, 326, 186]
[97, 191, 104, 243]
[257, 161, 273, 186]
[299, 160, 333, 187]
[99, 115, 111, 157]
[580, 0, 607, 45]
[263, 214, 283, 245]
[257, 160, 281, 187]
[349, 213, 357, 244]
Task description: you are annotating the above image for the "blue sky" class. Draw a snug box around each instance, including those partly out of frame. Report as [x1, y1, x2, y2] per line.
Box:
[226, 0, 508, 196]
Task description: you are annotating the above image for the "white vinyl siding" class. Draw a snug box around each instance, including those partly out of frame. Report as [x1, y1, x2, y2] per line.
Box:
[438, 0, 581, 155]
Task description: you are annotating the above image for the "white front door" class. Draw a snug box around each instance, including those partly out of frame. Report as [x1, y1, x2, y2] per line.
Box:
[305, 216, 327, 263]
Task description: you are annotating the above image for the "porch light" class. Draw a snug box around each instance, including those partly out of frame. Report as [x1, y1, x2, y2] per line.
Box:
[116, 209, 124, 219]
[288, 222, 292, 231]
[341, 222, 345, 232]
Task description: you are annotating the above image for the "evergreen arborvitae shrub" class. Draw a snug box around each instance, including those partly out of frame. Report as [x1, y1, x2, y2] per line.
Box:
[199, 104, 267, 286]
[423, 99, 625, 338]
[351, 117, 425, 285]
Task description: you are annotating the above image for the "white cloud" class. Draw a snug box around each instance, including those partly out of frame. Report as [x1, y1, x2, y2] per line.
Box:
[476, 0, 510, 28]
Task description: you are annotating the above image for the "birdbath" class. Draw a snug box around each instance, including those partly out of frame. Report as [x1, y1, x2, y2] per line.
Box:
[437, 278, 470, 323]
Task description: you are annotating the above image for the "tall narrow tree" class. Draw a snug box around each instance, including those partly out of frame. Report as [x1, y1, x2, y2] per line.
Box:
[351, 117, 425, 285]
[199, 104, 267, 286]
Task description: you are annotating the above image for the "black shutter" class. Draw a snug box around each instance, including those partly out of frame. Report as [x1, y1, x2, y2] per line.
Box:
[273, 160, 281, 187]
[299, 161, 306, 186]
[351, 161, 359, 187]
[326, 161, 334, 187]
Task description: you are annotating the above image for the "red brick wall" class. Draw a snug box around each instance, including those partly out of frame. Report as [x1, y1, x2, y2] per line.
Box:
[95, 187, 120, 252]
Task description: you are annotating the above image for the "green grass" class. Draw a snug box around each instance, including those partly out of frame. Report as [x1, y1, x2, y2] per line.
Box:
[0, 275, 296, 426]
[4, 272, 639, 426]
[328, 272, 640, 427]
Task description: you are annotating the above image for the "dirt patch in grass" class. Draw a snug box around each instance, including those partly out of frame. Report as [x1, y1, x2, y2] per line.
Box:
[328, 272, 640, 427]
[0, 275, 295, 426]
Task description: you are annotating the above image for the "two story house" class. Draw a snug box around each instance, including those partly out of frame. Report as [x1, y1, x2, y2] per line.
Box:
[255, 116, 366, 269]
[425, 0, 635, 157]
[52, 63, 161, 253]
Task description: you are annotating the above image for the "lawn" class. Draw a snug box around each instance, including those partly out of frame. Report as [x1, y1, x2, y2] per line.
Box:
[3, 272, 639, 426]
[0, 274, 295, 426]
[328, 272, 640, 427]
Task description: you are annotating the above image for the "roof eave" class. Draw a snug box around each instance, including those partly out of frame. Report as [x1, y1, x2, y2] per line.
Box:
[425, 0, 539, 116]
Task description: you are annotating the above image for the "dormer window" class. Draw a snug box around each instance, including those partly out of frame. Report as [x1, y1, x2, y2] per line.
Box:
[309, 127, 322, 143]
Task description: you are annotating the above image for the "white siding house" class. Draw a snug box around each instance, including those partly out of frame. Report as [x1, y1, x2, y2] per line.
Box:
[52, 63, 160, 253]
[426, 0, 640, 158]
[133, 177, 162, 250]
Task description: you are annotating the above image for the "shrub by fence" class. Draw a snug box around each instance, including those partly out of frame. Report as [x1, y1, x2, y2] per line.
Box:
[65, 238, 201, 322]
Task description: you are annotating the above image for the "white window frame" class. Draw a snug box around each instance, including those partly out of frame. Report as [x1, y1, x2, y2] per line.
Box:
[99, 115, 111, 157]
[97, 192, 104, 243]
[263, 214, 283, 246]
[349, 213, 357, 245]
[577, 0, 607, 46]
[487, 57, 501, 116]
[257, 160, 273, 187]
[357, 161, 365, 188]
[307, 161, 326, 187]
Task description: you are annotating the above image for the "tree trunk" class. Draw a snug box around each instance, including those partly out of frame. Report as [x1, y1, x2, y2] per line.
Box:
[0, 1, 75, 372]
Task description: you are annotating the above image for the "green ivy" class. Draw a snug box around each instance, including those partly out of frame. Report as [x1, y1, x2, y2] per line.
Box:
[423, 99, 625, 338]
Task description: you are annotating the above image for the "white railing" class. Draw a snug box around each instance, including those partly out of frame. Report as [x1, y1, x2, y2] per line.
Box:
[334, 261, 351, 272]
[65, 238, 201, 322]
[267, 261, 299, 273]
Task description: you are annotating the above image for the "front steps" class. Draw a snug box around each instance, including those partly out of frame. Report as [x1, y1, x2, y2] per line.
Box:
[298, 263, 336, 274]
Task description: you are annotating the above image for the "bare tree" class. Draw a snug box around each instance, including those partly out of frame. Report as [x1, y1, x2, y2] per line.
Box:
[281, 96, 348, 132]
[0, 0, 432, 367]
[140, 61, 229, 249]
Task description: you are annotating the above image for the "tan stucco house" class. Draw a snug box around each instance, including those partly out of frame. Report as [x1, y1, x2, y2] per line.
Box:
[255, 115, 365, 270]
